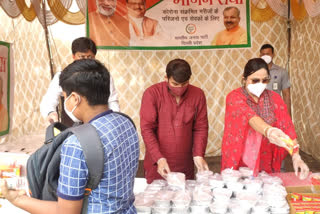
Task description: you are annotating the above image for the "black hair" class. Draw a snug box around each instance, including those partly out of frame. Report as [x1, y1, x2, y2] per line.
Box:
[59, 59, 110, 106]
[166, 59, 192, 83]
[243, 58, 270, 79]
[71, 37, 97, 55]
[260, 44, 274, 54]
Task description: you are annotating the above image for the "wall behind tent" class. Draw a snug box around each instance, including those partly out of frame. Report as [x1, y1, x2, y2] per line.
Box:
[4, 8, 318, 161]
[0, 11, 50, 144]
[290, 15, 320, 162]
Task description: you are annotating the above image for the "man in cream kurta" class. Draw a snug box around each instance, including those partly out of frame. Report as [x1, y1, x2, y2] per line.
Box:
[211, 6, 247, 46]
[89, 0, 130, 46]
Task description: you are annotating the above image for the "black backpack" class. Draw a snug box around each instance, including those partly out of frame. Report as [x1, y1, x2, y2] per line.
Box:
[26, 112, 136, 214]
[26, 122, 104, 214]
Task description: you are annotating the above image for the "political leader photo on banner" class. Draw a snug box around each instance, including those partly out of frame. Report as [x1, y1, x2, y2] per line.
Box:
[86, 0, 250, 50]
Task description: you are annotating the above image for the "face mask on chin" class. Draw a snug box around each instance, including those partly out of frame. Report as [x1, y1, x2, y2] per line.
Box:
[261, 55, 272, 64]
[167, 82, 188, 97]
[247, 83, 267, 98]
[64, 93, 82, 123]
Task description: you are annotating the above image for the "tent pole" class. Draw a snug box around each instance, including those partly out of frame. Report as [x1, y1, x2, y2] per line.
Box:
[42, 0, 55, 79]
[287, 0, 291, 73]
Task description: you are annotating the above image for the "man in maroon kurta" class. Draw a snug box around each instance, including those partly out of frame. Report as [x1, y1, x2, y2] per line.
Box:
[140, 59, 209, 184]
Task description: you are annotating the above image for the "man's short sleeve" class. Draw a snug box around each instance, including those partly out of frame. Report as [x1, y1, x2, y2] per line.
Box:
[281, 69, 291, 90]
[57, 135, 89, 200]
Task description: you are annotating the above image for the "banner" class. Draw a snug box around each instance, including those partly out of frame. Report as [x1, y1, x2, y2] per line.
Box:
[86, 0, 250, 50]
[0, 41, 13, 137]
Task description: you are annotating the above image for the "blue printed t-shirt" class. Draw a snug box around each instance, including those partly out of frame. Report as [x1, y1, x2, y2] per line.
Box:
[57, 110, 140, 214]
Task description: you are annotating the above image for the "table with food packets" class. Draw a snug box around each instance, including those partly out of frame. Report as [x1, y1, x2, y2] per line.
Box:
[134, 168, 320, 214]
[1, 152, 320, 214]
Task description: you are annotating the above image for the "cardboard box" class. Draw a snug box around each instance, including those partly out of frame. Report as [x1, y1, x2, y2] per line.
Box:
[286, 185, 314, 194]
[286, 192, 320, 214]
[0, 152, 29, 176]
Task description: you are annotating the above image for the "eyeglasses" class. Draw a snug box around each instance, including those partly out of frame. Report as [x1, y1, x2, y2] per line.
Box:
[250, 78, 270, 84]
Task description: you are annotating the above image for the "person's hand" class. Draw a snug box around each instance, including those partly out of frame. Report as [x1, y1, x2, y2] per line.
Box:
[266, 127, 291, 150]
[46, 111, 58, 124]
[292, 153, 309, 180]
[0, 179, 26, 205]
[193, 156, 209, 172]
[157, 158, 171, 179]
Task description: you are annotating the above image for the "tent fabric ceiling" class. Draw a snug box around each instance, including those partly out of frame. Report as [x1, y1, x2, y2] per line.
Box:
[0, 0, 21, 18]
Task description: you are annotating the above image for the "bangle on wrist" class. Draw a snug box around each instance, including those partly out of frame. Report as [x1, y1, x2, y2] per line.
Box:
[264, 126, 271, 137]
[292, 145, 300, 156]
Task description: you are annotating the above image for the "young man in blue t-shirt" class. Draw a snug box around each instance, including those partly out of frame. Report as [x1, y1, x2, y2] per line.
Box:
[1, 59, 140, 214]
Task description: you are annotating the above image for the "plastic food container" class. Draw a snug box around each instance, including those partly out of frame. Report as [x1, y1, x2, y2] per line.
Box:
[152, 206, 171, 214]
[242, 178, 263, 194]
[263, 183, 287, 197]
[151, 179, 167, 187]
[171, 190, 191, 207]
[136, 205, 152, 213]
[209, 202, 228, 214]
[212, 187, 233, 202]
[186, 179, 196, 191]
[239, 167, 253, 177]
[196, 170, 213, 183]
[228, 199, 251, 214]
[236, 192, 258, 208]
[208, 175, 225, 189]
[167, 172, 186, 190]
[134, 193, 154, 213]
[1, 177, 27, 190]
[0, 177, 28, 198]
[259, 174, 283, 185]
[154, 190, 174, 207]
[171, 205, 189, 214]
[251, 201, 270, 214]
[221, 168, 241, 182]
[189, 204, 210, 213]
[226, 181, 244, 191]
[192, 184, 213, 206]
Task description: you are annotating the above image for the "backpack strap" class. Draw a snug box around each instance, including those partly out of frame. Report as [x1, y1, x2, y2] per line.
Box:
[45, 122, 68, 144]
[70, 123, 104, 214]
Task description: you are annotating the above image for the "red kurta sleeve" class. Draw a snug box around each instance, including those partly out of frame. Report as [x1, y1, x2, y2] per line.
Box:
[273, 92, 297, 140]
[221, 88, 258, 171]
[192, 90, 209, 157]
[140, 87, 163, 164]
[271, 92, 297, 171]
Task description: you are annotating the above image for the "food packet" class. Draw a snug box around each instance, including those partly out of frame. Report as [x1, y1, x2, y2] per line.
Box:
[280, 137, 299, 155]
[0, 177, 27, 197]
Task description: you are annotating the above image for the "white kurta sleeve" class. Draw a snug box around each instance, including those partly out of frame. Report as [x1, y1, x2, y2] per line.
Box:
[108, 75, 120, 112]
[40, 72, 63, 118]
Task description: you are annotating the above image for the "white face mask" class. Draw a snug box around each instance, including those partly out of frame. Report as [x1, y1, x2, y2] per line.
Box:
[247, 83, 267, 98]
[64, 93, 82, 123]
[261, 55, 272, 64]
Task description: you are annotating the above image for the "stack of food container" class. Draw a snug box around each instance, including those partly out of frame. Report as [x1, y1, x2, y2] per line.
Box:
[134, 167, 290, 214]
